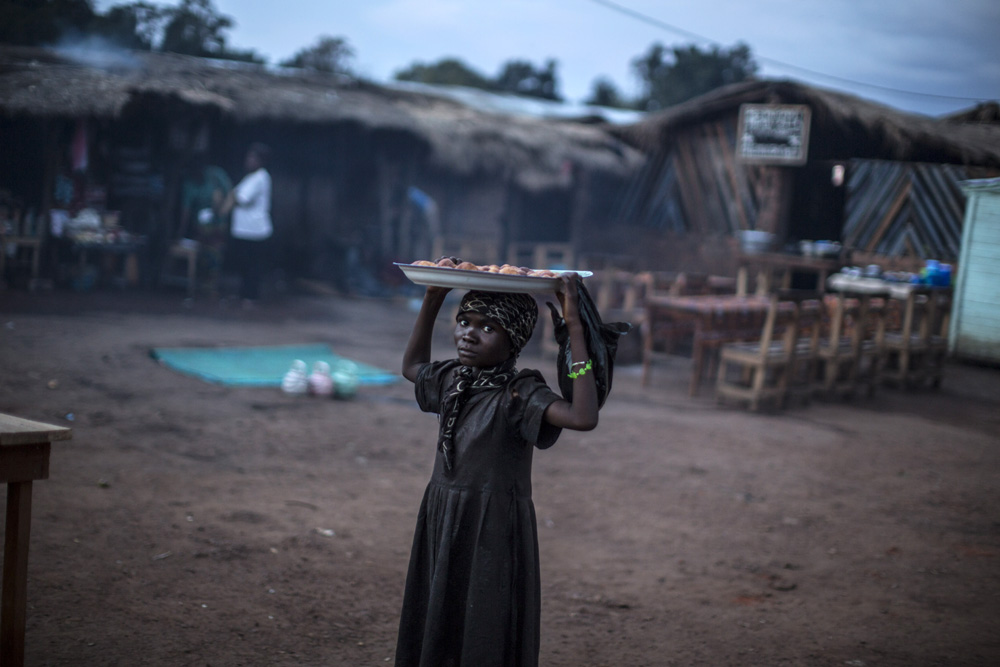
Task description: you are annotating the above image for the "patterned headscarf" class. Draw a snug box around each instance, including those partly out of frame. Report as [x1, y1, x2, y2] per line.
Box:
[436, 291, 538, 472]
[458, 290, 538, 356]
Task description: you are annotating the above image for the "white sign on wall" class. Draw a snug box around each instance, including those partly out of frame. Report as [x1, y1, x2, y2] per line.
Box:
[737, 104, 811, 165]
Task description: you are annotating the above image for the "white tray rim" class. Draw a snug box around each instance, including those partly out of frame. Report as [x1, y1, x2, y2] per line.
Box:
[395, 263, 592, 294]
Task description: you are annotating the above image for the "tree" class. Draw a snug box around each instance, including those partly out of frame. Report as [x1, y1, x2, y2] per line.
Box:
[0, 0, 98, 46]
[585, 76, 630, 109]
[93, 2, 164, 50]
[281, 36, 354, 75]
[159, 0, 261, 62]
[633, 42, 758, 111]
[394, 57, 492, 90]
[160, 0, 229, 56]
[494, 58, 561, 101]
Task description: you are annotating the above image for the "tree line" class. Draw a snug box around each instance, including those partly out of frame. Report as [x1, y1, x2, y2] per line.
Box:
[0, 0, 759, 111]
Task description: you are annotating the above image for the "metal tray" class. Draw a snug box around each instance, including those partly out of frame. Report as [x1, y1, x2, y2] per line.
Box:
[395, 263, 591, 294]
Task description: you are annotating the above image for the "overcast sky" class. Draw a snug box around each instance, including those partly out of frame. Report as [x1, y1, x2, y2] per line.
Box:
[95, 0, 999, 117]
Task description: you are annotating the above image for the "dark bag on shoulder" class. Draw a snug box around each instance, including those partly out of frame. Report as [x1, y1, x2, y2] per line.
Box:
[546, 276, 632, 408]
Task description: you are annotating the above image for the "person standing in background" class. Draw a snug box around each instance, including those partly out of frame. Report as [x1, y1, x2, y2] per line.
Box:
[221, 143, 272, 306]
[178, 158, 232, 291]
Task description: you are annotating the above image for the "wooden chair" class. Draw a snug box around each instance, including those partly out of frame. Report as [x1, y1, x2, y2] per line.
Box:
[715, 290, 820, 411]
[785, 297, 825, 404]
[636, 270, 710, 367]
[816, 291, 884, 398]
[695, 306, 769, 393]
[640, 295, 685, 387]
[589, 270, 646, 364]
[159, 204, 225, 297]
[670, 272, 710, 296]
[924, 289, 953, 388]
[160, 239, 199, 297]
[594, 270, 646, 321]
[641, 291, 771, 394]
[879, 286, 952, 388]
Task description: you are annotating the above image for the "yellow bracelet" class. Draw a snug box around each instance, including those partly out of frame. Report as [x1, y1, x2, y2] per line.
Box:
[567, 359, 592, 379]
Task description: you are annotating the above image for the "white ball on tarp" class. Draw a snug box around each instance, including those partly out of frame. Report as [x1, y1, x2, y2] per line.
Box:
[332, 360, 360, 400]
[281, 359, 309, 395]
[307, 360, 334, 397]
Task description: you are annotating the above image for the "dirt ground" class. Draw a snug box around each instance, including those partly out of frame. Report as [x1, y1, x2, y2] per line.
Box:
[1, 287, 999, 667]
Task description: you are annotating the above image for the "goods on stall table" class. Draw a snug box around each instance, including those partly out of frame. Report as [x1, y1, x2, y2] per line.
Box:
[395, 258, 591, 294]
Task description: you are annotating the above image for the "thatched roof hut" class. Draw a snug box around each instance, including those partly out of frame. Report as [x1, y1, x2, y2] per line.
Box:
[0, 45, 644, 289]
[613, 79, 1000, 168]
[0, 45, 642, 192]
[602, 79, 1000, 273]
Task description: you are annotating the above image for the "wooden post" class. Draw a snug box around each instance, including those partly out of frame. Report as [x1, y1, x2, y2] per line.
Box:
[755, 166, 794, 237]
[2, 480, 34, 666]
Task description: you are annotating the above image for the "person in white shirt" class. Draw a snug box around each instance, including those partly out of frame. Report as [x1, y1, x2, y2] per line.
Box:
[222, 143, 272, 303]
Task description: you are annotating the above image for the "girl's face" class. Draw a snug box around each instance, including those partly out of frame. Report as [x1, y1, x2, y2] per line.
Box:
[454, 311, 513, 367]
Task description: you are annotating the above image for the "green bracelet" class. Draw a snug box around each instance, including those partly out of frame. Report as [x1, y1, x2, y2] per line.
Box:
[567, 359, 593, 379]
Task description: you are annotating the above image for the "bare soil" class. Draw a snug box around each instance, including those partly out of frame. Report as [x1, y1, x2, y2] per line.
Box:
[1, 288, 999, 667]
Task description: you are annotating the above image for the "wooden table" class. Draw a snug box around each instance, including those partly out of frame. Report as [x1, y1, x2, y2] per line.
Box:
[644, 294, 783, 396]
[0, 236, 43, 289]
[1, 414, 71, 667]
[737, 251, 842, 296]
[71, 238, 146, 288]
[827, 275, 953, 389]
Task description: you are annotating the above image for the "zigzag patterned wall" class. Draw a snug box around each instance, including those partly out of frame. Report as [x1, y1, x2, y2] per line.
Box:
[842, 160, 968, 261]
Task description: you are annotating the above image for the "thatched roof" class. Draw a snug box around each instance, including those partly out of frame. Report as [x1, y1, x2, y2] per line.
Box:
[611, 79, 1000, 168]
[0, 45, 644, 190]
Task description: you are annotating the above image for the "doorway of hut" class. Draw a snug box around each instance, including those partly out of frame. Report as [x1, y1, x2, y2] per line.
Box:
[504, 186, 573, 260]
[786, 160, 847, 289]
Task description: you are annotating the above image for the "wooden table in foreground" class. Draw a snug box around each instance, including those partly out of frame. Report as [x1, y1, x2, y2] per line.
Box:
[1, 414, 71, 667]
[646, 294, 781, 396]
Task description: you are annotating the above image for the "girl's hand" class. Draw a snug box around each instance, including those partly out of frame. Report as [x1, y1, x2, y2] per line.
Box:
[425, 285, 452, 299]
[545, 272, 599, 431]
[556, 273, 581, 323]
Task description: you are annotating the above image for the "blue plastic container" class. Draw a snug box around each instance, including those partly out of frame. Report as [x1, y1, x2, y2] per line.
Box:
[936, 264, 952, 287]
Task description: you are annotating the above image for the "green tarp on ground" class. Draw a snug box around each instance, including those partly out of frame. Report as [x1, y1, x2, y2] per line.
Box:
[150, 344, 396, 387]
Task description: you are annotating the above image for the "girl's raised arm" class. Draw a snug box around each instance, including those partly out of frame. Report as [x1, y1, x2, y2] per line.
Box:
[543, 275, 600, 431]
[402, 286, 452, 382]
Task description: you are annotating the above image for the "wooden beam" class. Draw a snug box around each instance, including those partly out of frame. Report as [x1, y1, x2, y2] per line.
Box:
[713, 121, 750, 232]
[865, 179, 912, 252]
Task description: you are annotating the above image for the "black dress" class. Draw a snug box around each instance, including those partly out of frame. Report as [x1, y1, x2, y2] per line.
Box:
[395, 360, 563, 667]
